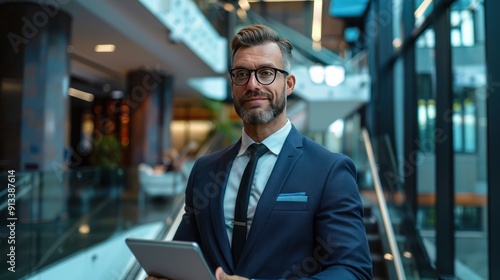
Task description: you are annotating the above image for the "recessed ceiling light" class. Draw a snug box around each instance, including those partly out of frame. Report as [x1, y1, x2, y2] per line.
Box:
[95, 44, 116, 53]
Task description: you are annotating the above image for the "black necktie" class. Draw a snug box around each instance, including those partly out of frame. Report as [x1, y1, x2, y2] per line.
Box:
[232, 143, 269, 265]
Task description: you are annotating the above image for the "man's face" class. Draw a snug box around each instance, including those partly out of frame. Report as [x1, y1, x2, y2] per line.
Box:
[230, 43, 294, 125]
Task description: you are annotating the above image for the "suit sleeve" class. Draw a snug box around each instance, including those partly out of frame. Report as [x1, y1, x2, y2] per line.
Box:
[309, 155, 373, 280]
[173, 160, 202, 243]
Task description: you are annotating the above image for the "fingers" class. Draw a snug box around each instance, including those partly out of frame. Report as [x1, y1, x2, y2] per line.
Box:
[215, 267, 226, 280]
[215, 267, 249, 280]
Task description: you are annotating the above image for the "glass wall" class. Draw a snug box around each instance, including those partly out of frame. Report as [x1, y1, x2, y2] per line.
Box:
[414, 24, 439, 268]
[451, 1, 488, 278]
[412, 0, 488, 278]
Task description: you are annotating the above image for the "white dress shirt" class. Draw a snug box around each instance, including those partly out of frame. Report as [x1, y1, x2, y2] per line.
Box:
[224, 120, 292, 242]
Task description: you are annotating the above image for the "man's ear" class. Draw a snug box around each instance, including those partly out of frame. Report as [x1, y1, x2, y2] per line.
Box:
[230, 81, 235, 100]
[286, 74, 296, 96]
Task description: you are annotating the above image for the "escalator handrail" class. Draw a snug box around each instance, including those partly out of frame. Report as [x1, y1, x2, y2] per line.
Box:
[362, 128, 407, 280]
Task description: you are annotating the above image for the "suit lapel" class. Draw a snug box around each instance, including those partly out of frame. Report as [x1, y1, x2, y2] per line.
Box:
[237, 127, 304, 267]
[208, 141, 241, 271]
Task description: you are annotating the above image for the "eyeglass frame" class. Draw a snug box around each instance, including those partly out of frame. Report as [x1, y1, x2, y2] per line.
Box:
[228, 67, 289, 86]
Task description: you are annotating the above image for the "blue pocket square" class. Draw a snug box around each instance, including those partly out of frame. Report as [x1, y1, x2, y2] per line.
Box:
[277, 192, 308, 202]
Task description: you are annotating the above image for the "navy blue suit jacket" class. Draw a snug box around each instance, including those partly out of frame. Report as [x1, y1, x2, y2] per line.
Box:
[174, 126, 373, 279]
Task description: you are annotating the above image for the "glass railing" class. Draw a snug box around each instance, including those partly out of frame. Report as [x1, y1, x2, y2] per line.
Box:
[0, 166, 187, 280]
[349, 129, 437, 279]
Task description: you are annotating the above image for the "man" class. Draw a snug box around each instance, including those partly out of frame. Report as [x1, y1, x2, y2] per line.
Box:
[148, 24, 372, 280]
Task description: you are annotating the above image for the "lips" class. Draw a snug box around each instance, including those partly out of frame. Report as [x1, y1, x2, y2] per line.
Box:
[241, 92, 270, 104]
[241, 97, 268, 108]
[244, 96, 267, 102]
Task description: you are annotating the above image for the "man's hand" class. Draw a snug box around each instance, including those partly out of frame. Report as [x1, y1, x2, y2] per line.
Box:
[144, 267, 249, 280]
[215, 267, 249, 280]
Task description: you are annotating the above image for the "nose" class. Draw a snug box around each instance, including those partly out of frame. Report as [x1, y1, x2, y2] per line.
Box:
[246, 71, 260, 89]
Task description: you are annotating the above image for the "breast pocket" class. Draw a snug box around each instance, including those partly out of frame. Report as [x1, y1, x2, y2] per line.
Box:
[273, 201, 309, 211]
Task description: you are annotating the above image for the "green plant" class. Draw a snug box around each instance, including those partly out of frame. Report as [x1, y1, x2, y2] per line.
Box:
[90, 134, 122, 168]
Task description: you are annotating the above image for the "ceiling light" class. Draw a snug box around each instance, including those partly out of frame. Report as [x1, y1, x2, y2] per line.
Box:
[309, 65, 325, 84]
[311, 0, 322, 42]
[69, 88, 94, 102]
[324, 65, 345, 87]
[95, 44, 116, 53]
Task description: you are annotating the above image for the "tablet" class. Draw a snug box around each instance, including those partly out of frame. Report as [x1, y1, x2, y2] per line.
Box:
[125, 238, 216, 280]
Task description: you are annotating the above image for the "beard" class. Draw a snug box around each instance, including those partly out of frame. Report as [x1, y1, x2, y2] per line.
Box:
[234, 85, 287, 125]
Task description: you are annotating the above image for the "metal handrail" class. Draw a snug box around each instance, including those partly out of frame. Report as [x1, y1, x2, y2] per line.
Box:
[362, 128, 407, 280]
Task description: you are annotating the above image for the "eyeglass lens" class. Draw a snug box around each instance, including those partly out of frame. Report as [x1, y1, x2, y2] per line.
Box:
[231, 68, 277, 85]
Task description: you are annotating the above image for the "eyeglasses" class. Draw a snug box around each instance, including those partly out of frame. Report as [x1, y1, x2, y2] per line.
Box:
[228, 67, 289, 86]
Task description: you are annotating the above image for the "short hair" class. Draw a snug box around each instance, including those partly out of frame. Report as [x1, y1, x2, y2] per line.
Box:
[230, 24, 293, 72]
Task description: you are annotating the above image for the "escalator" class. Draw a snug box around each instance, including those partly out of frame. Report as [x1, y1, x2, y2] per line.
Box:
[363, 201, 389, 280]
[350, 129, 438, 280]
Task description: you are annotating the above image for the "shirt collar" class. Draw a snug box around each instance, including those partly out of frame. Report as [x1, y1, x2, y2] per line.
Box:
[238, 119, 292, 157]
